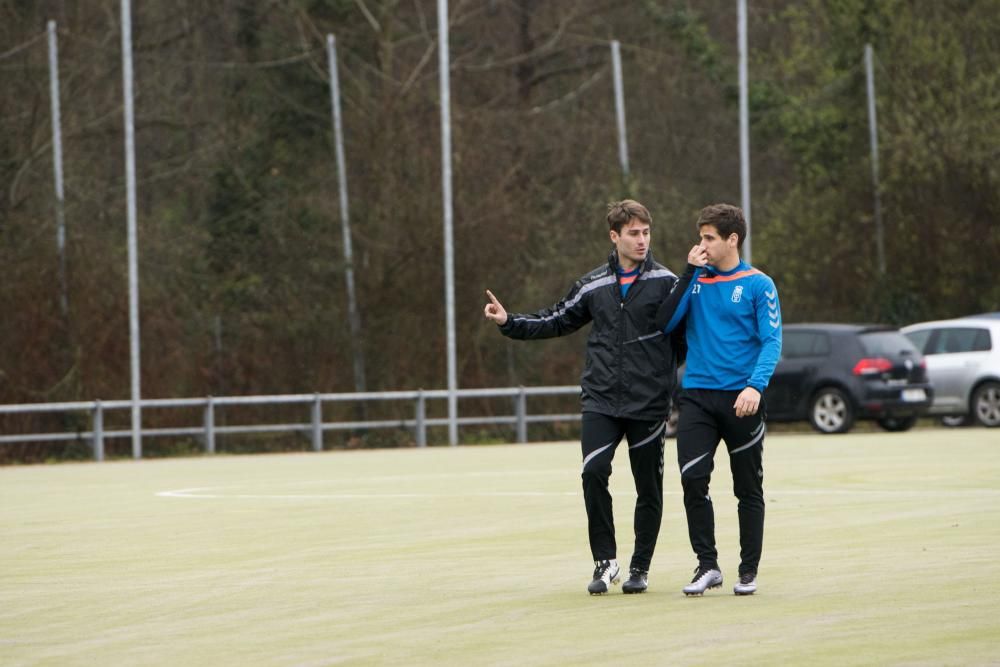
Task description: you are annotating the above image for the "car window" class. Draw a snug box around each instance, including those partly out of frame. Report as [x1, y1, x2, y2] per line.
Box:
[976, 328, 993, 350]
[811, 333, 831, 356]
[859, 331, 919, 356]
[782, 331, 831, 358]
[782, 332, 811, 358]
[903, 329, 932, 353]
[926, 327, 992, 355]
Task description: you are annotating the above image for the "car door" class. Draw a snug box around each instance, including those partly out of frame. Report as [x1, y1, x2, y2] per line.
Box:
[766, 330, 829, 418]
[922, 327, 992, 411]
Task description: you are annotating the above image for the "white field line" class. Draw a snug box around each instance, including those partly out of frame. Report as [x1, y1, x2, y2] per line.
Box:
[156, 487, 581, 499]
[156, 482, 1000, 501]
[156, 469, 574, 499]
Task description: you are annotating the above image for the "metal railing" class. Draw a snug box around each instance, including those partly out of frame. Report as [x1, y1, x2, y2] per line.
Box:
[0, 386, 583, 460]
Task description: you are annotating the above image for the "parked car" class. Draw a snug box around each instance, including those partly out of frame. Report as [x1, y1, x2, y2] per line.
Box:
[664, 323, 933, 435]
[765, 324, 933, 434]
[900, 316, 1000, 427]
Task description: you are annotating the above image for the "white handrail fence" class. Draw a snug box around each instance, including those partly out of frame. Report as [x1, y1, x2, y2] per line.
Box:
[0, 386, 583, 461]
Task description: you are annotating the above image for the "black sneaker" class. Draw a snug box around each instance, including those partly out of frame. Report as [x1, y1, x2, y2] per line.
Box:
[682, 565, 723, 596]
[734, 571, 757, 595]
[587, 559, 621, 595]
[622, 568, 648, 594]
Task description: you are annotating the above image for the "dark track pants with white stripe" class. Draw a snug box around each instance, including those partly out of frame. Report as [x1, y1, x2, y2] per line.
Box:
[580, 411, 666, 572]
[676, 388, 766, 576]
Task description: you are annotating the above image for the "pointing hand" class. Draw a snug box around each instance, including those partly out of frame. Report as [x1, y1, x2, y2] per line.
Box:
[484, 289, 508, 326]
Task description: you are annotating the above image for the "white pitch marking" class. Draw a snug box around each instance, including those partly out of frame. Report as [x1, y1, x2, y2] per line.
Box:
[156, 487, 579, 500]
[766, 488, 1000, 497]
[156, 485, 1000, 501]
[287, 468, 568, 485]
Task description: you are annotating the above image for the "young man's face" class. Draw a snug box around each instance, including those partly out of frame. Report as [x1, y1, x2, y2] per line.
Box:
[610, 218, 650, 268]
[698, 224, 739, 267]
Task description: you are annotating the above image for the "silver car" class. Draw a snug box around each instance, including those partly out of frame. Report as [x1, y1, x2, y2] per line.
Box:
[901, 315, 1000, 427]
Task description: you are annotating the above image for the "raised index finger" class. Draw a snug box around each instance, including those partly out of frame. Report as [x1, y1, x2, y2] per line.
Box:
[485, 289, 500, 305]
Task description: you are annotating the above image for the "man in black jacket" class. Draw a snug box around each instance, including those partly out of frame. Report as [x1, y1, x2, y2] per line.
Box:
[484, 200, 684, 595]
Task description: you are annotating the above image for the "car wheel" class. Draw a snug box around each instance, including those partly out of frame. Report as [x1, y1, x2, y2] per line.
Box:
[971, 381, 1000, 427]
[809, 387, 855, 434]
[940, 415, 970, 427]
[876, 415, 918, 432]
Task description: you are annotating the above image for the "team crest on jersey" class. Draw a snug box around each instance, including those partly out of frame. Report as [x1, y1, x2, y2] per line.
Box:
[731, 285, 744, 303]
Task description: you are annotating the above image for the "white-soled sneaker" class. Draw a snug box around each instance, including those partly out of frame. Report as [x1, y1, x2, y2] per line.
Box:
[734, 572, 757, 595]
[682, 565, 723, 596]
[587, 559, 621, 595]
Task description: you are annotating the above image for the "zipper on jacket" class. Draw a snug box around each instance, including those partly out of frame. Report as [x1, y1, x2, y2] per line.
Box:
[612, 253, 648, 416]
[616, 258, 644, 413]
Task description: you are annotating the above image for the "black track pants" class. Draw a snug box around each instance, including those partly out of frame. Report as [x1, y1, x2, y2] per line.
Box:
[580, 412, 666, 571]
[676, 389, 765, 576]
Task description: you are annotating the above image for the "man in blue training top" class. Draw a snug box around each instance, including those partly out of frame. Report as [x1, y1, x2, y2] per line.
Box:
[655, 203, 782, 596]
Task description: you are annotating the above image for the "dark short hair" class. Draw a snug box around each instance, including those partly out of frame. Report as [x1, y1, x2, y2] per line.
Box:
[607, 199, 652, 233]
[697, 204, 746, 250]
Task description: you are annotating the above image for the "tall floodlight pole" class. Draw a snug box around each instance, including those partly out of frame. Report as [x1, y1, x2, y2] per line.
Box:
[120, 0, 142, 458]
[864, 43, 885, 275]
[47, 21, 68, 319]
[437, 0, 458, 446]
[738, 0, 752, 263]
[326, 34, 367, 394]
[610, 40, 630, 178]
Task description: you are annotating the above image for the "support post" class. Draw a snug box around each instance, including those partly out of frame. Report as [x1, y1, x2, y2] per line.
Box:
[120, 0, 143, 459]
[47, 20, 68, 319]
[204, 396, 216, 454]
[738, 0, 752, 263]
[610, 40, 630, 179]
[515, 387, 527, 444]
[415, 390, 427, 448]
[92, 400, 104, 462]
[864, 43, 885, 275]
[311, 394, 323, 452]
[326, 34, 367, 395]
[436, 0, 458, 446]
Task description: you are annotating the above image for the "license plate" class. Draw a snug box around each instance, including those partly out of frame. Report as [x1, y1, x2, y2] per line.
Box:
[902, 388, 926, 402]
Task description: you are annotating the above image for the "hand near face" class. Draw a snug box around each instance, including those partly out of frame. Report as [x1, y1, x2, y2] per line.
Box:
[688, 245, 708, 267]
[484, 290, 508, 326]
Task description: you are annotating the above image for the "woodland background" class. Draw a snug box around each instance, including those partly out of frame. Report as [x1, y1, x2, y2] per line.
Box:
[2, 1, 998, 454]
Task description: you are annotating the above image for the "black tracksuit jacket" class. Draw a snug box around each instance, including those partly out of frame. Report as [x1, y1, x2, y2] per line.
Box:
[498, 250, 685, 421]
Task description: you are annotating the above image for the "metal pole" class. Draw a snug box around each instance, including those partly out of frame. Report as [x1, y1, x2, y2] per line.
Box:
[437, 0, 458, 446]
[213, 315, 224, 396]
[47, 21, 68, 319]
[738, 0, 752, 264]
[311, 394, 323, 451]
[415, 389, 426, 448]
[326, 35, 367, 393]
[92, 400, 104, 462]
[204, 396, 215, 454]
[865, 43, 885, 275]
[610, 40, 630, 178]
[120, 0, 142, 459]
[515, 386, 527, 444]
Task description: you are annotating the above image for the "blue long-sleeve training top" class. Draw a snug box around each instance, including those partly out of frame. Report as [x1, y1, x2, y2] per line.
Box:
[662, 260, 782, 392]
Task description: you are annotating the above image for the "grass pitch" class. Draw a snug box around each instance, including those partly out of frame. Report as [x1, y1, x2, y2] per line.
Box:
[2, 429, 999, 666]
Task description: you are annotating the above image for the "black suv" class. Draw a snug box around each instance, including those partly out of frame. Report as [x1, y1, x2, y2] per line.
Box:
[765, 324, 934, 433]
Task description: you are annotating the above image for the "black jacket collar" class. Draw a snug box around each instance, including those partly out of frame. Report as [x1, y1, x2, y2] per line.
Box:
[608, 249, 655, 275]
